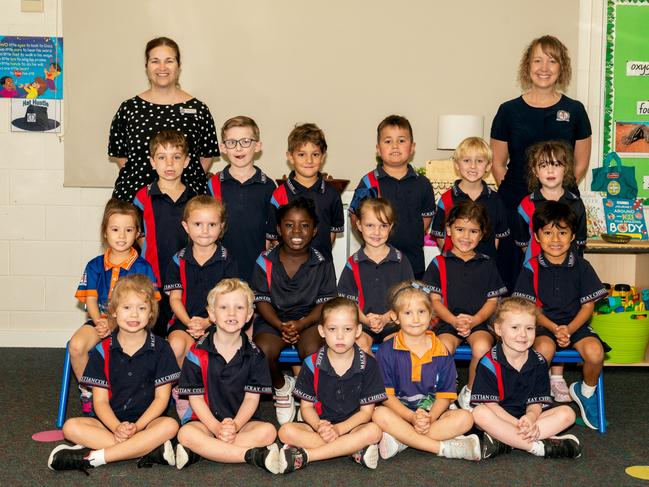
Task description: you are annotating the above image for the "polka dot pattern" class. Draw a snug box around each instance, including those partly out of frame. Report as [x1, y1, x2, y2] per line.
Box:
[108, 96, 219, 202]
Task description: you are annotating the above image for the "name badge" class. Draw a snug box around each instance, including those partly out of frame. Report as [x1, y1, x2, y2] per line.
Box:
[556, 110, 570, 122]
[180, 108, 197, 115]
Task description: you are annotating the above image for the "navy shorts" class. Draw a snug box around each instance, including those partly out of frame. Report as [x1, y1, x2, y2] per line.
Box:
[435, 321, 493, 340]
[535, 324, 611, 352]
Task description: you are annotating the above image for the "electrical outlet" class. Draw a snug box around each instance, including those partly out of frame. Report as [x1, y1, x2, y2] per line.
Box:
[644, 175, 649, 190]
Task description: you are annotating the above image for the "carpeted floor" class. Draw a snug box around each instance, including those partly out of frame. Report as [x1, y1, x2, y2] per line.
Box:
[2, 348, 648, 487]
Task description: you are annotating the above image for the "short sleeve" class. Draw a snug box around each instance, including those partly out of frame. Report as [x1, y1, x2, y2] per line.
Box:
[107, 102, 128, 158]
[265, 202, 279, 241]
[512, 266, 537, 303]
[80, 341, 110, 389]
[244, 346, 273, 394]
[223, 252, 239, 279]
[421, 259, 442, 295]
[330, 193, 345, 233]
[316, 261, 338, 304]
[177, 348, 205, 395]
[75, 257, 101, 303]
[514, 203, 532, 247]
[490, 103, 508, 141]
[400, 257, 414, 281]
[153, 340, 181, 387]
[527, 358, 552, 408]
[359, 356, 387, 405]
[337, 262, 359, 302]
[492, 195, 510, 239]
[293, 358, 316, 402]
[348, 179, 370, 216]
[375, 343, 396, 394]
[573, 101, 592, 140]
[578, 259, 607, 304]
[485, 260, 507, 298]
[575, 200, 588, 247]
[434, 355, 458, 400]
[135, 260, 162, 300]
[430, 196, 446, 238]
[250, 254, 272, 303]
[196, 103, 220, 157]
[163, 257, 182, 295]
[470, 356, 500, 405]
[419, 179, 436, 217]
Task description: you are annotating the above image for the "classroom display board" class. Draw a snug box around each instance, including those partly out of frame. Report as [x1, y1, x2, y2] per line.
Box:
[603, 0, 649, 198]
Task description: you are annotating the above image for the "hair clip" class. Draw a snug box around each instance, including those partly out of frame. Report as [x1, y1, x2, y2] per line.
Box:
[395, 281, 431, 297]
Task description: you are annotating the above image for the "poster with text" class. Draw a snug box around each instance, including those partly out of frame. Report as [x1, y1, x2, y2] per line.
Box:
[11, 98, 61, 133]
[0, 36, 63, 100]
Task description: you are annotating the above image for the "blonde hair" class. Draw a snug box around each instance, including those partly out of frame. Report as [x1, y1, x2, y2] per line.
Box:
[107, 274, 159, 329]
[183, 195, 226, 226]
[221, 115, 260, 141]
[453, 137, 493, 163]
[518, 35, 572, 91]
[358, 197, 396, 226]
[389, 281, 433, 315]
[206, 278, 254, 311]
[492, 297, 537, 327]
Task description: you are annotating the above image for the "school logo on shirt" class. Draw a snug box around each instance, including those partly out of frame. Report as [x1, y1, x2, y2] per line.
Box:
[556, 110, 570, 122]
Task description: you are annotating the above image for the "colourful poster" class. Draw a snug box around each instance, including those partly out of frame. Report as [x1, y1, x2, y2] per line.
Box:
[603, 198, 648, 239]
[0, 36, 63, 100]
[603, 1, 649, 197]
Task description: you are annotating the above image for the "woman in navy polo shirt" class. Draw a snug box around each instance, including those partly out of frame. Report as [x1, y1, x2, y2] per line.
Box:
[490, 35, 592, 291]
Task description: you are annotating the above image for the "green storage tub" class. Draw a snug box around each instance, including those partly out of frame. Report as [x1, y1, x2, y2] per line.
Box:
[591, 311, 649, 363]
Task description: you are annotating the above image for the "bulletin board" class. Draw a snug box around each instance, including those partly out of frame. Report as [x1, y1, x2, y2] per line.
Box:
[603, 0, 649, 198]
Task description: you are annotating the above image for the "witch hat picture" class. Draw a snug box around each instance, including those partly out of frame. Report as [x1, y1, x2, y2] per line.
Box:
[11, 104, 60, 131]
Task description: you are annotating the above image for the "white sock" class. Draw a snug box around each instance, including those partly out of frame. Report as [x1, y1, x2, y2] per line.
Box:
[437, 442, 445, 456]
[87, 449, 105, 467]
[581, 382, 596, 398]
[528, 441, 545, 457]
[550, 374, 563, 381]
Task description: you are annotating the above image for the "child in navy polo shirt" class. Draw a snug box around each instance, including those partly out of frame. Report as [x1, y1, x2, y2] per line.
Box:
[165, 195, 238, 367]
[266, 123, 344, 261]
[431, 137, 509, 259]
[134, 129, 197, 336]
[472, 297, 581, 459]
[252, 198, 337, 425]
[175, 279, 280, 473]
[513, 202, 609, 430]
[349, 115, 436, 278]
[338, 197, 413, 352]
[208, 116, 276, 281]
[70, 199, 160, 415]
[372, 282, 480, 462]
[277, 297, 387, 473]
[423, 201, 507, 410]
[49, 275, 180, 473]
[514, 141, 588, 402]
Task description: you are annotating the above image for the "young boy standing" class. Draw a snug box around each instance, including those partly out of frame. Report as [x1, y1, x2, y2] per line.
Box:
[266, 123, 344, 262]
[134, 129, 197, 335]
[208, 116, 276, 281]
[472, 297, 581, 459]
[349, 115, 436, 278]
[513, 202, 609, 430]
[277, 298, 387, 472]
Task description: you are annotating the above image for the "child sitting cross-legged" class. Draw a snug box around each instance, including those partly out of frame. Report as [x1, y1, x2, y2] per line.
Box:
[277, 297, 387, 473]
[372, 281, 481, 462]
[175, 278, 279, 473]
[472, 297, 582, 459]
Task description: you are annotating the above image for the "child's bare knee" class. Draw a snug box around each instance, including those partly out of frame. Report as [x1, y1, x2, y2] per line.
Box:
[277, 423, 297, 444]
[364, 422, 382, 444]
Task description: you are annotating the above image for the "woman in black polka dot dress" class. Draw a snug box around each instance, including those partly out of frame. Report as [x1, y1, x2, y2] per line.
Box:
[108, 37, 219, 202]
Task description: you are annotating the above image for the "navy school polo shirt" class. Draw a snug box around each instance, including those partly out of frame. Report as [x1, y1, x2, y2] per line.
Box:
[293, 344, 387, 424]
[512, 251, 607, 326]
[349, 164, 436, 276]
[250, 246, 337, 322]
[207, 166, 276, 281]
[177, 329, 272, 424]
[80, 331, 180, 423]
[514, 190, 588, 263]
[265, 172, 345, 262]
[471, 343, 552, 418]
[163, 244, 238, 320]
[337, 245, 413, 315]
[134, 182, 195, 286]
[422, 251, 507, 318]
[431, 181, 510, 259]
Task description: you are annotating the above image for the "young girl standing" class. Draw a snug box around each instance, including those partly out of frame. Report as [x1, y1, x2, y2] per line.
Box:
[338, 197, 413, 353]
[70, 199, 160, 414]
[423, 201, 507, 410]
[515, 140, 587, 402]
[251, 197, 337, 425]
[49, 275, 180, 472]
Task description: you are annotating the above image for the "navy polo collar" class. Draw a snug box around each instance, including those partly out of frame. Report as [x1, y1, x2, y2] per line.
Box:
[180, 244, 228, 266]
[314, 344, 366, 377]
[195, 328, 255, 357]
[355, 245, 402, 264]
[490, 343, 544, 373]
[530, 189, 579, 203]
[286, 171, 326, 194]
[537, 250, 576, 268]
[264, 245, 325, 267]
[452, 180, 492, 199]
[376, 164, 418, 181]
[108, 330, 156, 353]
[148, 181, 194, 203]
[221, 166, 268, 185]
[441, 250, 490, 262]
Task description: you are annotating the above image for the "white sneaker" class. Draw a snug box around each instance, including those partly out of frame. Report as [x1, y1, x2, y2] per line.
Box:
[379, 432, 408, 459]
[440, 434, 481, 461]
[274, 375, 296, 425]
[457, 385, 473, 411]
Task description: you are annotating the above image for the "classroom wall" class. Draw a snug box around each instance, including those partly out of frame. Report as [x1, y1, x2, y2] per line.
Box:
[0, 0, 605, 347]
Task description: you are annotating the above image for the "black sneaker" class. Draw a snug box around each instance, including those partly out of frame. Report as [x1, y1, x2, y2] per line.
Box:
[481, 432, 512, 459]
[278, 445, 308, 474]
[244, 444, 280, 474]
[175, 444, 202, 470]
[542, 435, 582, 459]
[48, 444, 92, 475]
[137, 440, 176, 468]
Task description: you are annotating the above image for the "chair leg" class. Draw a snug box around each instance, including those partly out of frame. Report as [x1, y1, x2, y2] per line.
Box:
[56, 343, 72, 429]
[597, 372, 606, 434]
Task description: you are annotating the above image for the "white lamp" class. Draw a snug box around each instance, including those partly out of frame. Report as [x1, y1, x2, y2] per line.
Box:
[437, 115, 485, 150]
